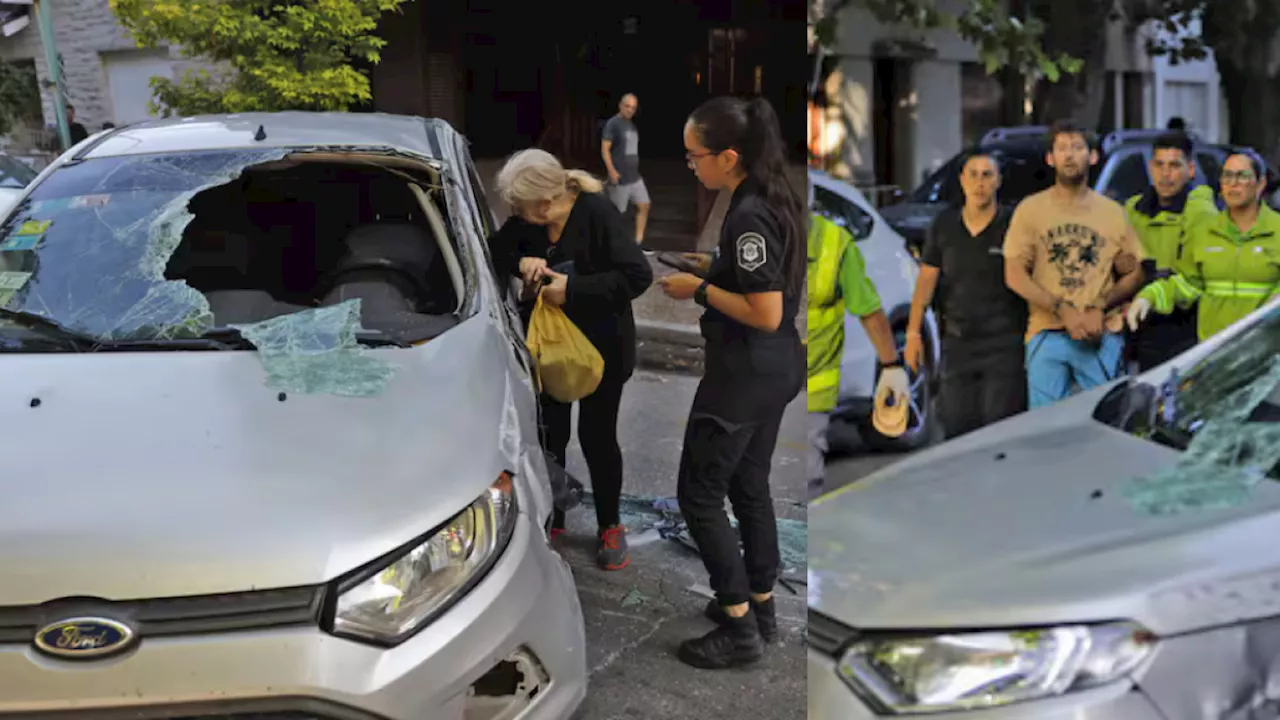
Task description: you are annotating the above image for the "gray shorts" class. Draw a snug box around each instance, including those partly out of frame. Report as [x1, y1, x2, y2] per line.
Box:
[606, 179, 650, 212]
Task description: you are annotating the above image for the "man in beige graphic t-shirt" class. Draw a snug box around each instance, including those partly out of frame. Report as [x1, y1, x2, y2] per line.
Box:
[1004, 120, 1145, 408]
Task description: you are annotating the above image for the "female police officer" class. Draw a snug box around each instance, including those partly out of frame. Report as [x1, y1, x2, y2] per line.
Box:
[659, 95, 806, 669]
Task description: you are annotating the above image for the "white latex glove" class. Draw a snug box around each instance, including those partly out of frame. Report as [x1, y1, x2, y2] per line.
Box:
[876, 366, 910, 405]
[1126, 297, 1151, 332]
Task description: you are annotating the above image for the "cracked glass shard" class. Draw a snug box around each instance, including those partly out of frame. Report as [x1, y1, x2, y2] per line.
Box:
[0, 148, 288, 341]
[1124, 355, 1280, 516]
[229, 299, 398, 397]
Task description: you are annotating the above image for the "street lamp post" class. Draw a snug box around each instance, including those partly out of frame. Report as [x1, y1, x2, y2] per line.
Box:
[32, 0, 70, 151]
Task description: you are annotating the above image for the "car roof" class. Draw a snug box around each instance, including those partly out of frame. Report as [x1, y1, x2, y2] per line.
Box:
[79, 112, 460, 161]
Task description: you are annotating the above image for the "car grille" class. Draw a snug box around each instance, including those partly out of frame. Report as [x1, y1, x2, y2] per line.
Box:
[807, 610, 857, 657]
[0, 585, 324, 644]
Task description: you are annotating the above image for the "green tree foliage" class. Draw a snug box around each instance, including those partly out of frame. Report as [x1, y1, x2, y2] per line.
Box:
[1132, 0, 1280, 157]
[0, 62, 41, 137]
[108, 0, 413, 117]
[812, 0, 1081, 81]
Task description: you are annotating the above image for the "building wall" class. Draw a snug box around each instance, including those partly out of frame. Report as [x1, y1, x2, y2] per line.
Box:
[0, 0, 212, 135]
[820, 2, 1225, 192]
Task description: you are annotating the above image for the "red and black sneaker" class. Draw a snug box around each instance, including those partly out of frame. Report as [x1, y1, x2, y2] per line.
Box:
[597, 525, 630, 570]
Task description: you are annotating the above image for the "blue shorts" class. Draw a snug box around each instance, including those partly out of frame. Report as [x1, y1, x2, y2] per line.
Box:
[1024, 330, 1125, 409]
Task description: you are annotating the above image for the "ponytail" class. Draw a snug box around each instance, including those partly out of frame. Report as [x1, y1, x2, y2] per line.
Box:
[695, 96, 805, 294]
[566, 169, 603, 194]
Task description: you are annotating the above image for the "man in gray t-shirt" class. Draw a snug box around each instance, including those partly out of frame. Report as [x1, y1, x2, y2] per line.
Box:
[602, 93, 651, 249]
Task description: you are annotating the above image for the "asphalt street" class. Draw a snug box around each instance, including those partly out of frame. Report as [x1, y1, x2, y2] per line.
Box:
[818, 417, 934, 499]
[557, 368, 807, 720]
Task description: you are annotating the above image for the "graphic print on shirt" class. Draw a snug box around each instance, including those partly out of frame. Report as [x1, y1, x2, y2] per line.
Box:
[736, 232, 767, 272]
[1041, 223, 1106, 290]
[623, 129, 638, 156]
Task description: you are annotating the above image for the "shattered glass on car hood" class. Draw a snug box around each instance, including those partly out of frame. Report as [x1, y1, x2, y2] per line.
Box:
[0, 149, 288, 341]
[1122, 306, 1280, 515]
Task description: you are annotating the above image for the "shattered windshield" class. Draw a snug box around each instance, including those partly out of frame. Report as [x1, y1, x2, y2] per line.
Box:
[0, 149, 288, 341]
[1118, 306, 1280, 514]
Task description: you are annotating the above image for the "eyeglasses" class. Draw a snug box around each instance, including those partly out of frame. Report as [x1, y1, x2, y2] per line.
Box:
[1222, 170, 1257, 185]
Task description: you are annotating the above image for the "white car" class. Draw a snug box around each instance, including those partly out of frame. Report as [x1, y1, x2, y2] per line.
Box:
[809, 292, 1280, 718]
[0, 113, 587, 720]
[809, 170, 941, 451]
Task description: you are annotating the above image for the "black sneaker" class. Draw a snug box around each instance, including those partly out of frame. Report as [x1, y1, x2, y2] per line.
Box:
[704, 597, 779, 643]
[598, 525, 630, 570]
[678, 609, 765, 669]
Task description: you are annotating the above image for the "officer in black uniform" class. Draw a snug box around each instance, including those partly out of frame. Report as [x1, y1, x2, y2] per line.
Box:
[659, 96, 805, 670]
[904, 150, 1027, 439]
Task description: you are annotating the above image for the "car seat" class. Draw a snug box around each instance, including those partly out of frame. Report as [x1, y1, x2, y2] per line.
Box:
[316, 222, 453, 321]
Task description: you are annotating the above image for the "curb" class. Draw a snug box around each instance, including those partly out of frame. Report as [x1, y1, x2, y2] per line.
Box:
[635, 319, 703, 348]
[635, 320, 703, 375]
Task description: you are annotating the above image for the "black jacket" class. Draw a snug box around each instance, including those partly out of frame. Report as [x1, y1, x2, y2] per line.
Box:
[491, 190, 653, 379]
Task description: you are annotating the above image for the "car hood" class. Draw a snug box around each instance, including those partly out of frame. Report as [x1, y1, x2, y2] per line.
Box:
[810, 391, 1280, 637]
[0, 314, 525, 604]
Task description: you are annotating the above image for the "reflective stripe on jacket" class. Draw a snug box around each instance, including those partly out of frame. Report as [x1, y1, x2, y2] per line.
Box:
[1138, 203, 1280, 341]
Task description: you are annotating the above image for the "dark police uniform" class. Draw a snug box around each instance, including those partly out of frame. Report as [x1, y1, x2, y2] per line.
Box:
[678, 176, 804, 609]
[922, 205, 1028, 439]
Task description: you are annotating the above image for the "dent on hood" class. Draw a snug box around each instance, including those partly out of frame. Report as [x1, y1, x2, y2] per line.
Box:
[1123, 355, 1280, 516]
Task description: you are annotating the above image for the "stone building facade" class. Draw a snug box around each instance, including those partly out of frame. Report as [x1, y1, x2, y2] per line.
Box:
[0, 0, 212, 145]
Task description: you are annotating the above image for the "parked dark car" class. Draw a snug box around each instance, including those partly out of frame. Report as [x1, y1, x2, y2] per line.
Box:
[880, 127, 1234, 257]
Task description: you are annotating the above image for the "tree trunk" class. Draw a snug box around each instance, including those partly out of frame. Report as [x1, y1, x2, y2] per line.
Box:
[1219, 62, 1279, 161]
[1030, 0, 1110, 127]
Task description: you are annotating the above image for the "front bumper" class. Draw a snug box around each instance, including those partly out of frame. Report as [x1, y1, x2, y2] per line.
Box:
[808, 650, 1162, 719]
[0, 513, 587, 720]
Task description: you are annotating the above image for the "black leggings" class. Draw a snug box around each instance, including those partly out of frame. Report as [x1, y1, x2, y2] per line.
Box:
[539, 365, 630, 530]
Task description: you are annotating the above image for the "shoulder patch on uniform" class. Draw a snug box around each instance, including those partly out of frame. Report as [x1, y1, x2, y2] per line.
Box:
[735, 232, 767, 272]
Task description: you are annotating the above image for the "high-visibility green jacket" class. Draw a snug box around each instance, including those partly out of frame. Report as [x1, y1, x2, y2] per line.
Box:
[1124, 184, 1218, 275]
[807, 214, 882, 413]
[1137, 203, 1280, 341]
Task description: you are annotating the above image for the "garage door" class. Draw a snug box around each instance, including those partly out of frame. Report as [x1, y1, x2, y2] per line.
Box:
[102, 50, 175, 125]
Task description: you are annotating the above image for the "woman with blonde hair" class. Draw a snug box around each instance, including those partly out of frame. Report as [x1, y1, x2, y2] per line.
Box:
[491, 148, 653, 571]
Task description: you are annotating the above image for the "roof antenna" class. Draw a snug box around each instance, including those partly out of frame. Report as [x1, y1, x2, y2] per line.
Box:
[254, 124, 267, 142]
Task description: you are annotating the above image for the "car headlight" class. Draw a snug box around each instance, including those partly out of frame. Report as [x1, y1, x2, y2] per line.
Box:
[328, 473, 518, 646]
[837, 622, 1156, 714]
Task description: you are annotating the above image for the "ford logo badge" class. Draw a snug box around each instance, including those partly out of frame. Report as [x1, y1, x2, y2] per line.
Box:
[33, 617, 136, 659]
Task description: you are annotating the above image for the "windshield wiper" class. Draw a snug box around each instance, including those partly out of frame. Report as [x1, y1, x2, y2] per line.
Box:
[199, 327, 412, 349]
[0, 308, 97, 350]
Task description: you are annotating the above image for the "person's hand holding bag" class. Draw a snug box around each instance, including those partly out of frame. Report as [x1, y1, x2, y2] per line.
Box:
[541, 269, 570, 306]
[519, 256, 547, 288]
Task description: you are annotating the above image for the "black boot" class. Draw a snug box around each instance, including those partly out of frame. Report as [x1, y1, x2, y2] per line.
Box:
[704, 597, 779, 643]
[678, 607, 765, 669]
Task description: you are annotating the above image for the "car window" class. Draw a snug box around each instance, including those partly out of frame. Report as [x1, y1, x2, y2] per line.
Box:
[812, 185, 874, 240]
[0, 154, 36, 189]
[908, 156, 963, 205]
[1102, 151, 1149, 202]
[991, 148, 1054, 205]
